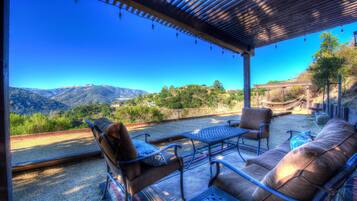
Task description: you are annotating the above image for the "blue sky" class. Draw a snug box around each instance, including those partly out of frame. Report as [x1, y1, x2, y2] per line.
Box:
[9, 0, 357, 93]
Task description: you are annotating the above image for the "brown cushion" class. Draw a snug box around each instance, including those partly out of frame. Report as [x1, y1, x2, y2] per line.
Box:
[240, 108, 272, 138]
[246, 149, 287, 170]
[128, 154, 181, 195]
[214, 164, 270, 200]
[243, 129, 269, 139]
[106, 123, 141, 180]
[252, 119, 357, 201]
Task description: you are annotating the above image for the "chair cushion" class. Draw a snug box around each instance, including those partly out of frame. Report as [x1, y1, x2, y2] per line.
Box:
[214, 164, 270, 200]
[128, 154, 181, 195]
[106, 123, 141, 180]
[133, 139, 173, 167]
[239, 108, 272, 138]
[252, 119, 357, 201]
[242, 129, 269, 139]
[246, 149, 287, 170]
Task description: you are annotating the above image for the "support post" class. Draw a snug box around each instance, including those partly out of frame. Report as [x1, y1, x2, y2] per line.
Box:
[0, 0, 12, 200]
[337, 75, 342, 118]
[326, 81, 330, 116]
[243, 52, 251, 108]
[322, 86, 325, 111]
[306, 86, 311, 109]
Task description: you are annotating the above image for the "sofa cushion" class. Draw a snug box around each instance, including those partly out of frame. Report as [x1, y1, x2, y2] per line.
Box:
[275, 140, 291, 154]
[214, 164, 270, 200]
[246, 149, 287, 170]
[252, 119, 357, 201]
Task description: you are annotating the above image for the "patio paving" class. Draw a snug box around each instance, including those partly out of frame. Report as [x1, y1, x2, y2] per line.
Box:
[12, 114, 321, 201]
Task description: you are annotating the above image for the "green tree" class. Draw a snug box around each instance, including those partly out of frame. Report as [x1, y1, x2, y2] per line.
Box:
[213, 80, 225, 92]
[309, 32, 345, 89]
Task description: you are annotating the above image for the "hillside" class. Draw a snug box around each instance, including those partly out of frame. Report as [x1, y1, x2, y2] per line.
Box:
[26, 85, 148, 107]
[10, 87, 69, 115]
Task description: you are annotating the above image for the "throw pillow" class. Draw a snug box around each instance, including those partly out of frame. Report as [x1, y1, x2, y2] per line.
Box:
[133, 140, 173, 167]
[290, 131, 313, 150]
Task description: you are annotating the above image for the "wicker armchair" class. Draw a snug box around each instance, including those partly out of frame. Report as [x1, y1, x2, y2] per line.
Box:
[86, 119, 185, 201]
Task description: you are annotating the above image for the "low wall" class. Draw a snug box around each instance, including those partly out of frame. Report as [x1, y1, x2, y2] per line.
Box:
[10, 110, 242, 139]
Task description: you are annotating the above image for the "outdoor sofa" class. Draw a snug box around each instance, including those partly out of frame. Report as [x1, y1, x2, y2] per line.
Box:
[209, 119, 357, 201]
[86, 119, 185, 201]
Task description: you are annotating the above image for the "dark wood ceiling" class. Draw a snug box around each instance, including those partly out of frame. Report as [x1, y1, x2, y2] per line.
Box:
[101, 0, 357, 53]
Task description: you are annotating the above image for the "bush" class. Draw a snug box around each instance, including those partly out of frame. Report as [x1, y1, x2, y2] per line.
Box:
[10, 113, 74, 135]
[113, 106, 164, 123]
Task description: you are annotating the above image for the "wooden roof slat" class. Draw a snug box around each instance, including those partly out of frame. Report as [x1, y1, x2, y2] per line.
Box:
[101, 0, 357, 53]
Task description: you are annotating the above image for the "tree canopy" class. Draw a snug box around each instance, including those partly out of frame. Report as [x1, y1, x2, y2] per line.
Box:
[309, 32, 346, 89]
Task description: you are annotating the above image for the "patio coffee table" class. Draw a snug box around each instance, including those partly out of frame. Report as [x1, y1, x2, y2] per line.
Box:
[181, 125, 248, 176]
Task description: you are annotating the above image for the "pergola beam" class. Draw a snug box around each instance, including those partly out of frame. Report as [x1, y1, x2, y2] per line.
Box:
[0, 0, 12, 200]
[101, 0, 253, 54]
[254, 81, 312, 89]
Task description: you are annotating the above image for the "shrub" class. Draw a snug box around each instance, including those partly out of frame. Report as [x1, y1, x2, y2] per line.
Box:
[113, 105, 164, 123]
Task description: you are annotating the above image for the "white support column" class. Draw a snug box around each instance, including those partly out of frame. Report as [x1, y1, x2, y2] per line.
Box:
[243, 52, 251, 108]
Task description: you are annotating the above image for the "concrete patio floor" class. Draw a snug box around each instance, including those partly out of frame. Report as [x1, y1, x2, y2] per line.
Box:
[12, 114, 321, 201]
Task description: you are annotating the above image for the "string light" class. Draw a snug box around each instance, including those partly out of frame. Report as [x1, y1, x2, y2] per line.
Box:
[210, 44, 213, 51]
[275, 43, 278, 49]
[222, 49, 224, 54]
[118, 8, 122, 19]
[195, 38, 198, 45]
[151, 20, 155, 31]
[304, 35, 307, 42]
[340, 26, 344, 33]
[176, 32, 179, 39]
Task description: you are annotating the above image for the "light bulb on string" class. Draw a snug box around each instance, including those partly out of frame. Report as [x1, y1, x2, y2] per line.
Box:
[275, 43, 278, 49]
[304, 35, 307, 42]
[118, 8, 122, 19]
[176, 32, 179, 39]
[195, 38, 198, 45]
[340, 26, 344, 33]
[210, 44, 213, 51]
[151, 20, 155, 31]
[222, 49, 224, 55]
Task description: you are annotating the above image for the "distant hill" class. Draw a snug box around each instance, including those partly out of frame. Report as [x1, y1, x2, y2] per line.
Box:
[26, 85, 147, 107]
[10, 87, 69, 115]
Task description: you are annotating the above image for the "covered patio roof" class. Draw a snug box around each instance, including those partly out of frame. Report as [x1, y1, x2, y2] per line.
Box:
[101, 0, 357, 53]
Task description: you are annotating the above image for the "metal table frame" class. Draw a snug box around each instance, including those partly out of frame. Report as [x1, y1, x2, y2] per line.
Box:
[181, 125, 248, 176]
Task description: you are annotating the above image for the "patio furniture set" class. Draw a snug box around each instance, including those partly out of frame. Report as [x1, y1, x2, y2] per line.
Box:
[86, 108, 357, 201]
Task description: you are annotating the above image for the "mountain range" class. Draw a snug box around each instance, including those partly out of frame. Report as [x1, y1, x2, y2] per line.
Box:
[10, 85, 147, 114]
